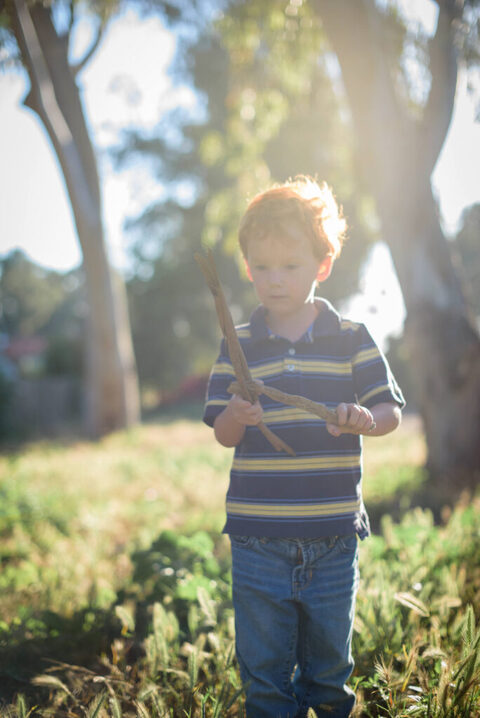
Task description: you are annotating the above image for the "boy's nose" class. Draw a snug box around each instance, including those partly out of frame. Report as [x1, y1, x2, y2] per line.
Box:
[268, 270, 283, 285]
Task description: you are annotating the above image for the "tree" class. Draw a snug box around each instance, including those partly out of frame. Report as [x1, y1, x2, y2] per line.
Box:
[0, 249, 85, 377]
[312, 0, 480, 492]
[1, 0, 140, 436]
[454, 203, 480, 318]
[0, 250, 67, 337]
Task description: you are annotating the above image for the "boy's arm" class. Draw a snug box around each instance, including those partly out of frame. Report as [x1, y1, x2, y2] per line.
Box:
[326, 401, 401, 438]
[213, 394, 264, 447]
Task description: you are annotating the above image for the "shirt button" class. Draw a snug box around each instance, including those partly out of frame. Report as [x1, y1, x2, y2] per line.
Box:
[288, 347, 296, 356]
[286, 364, 295, 372]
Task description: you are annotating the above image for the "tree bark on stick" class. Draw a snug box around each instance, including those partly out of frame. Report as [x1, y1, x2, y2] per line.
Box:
[10, 0, 140, 436]
[315, 0, 480, 491]
[196, 250, 302, 456]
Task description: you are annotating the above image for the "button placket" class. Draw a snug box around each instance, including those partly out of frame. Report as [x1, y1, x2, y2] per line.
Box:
[284, 345, 297, 373]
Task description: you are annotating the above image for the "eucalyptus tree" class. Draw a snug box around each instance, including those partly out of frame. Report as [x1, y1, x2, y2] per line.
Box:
[0, 0, 140, 436]
[454, 203, 480, 320]
[313, 0, 480, 491]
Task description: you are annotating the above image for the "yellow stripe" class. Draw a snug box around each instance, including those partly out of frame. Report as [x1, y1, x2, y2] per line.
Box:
[205, 398, 229, 408]
[340, 320, 361, 332]
[232, 455, 360, 472]
[251, 361, 284, 379]
[263, 407, 321, 424]
[294, 360, 351, 375]
[226, 499, 360, 517]
[358, 384, 389, 404]
[353, 347, 381, 366]
[236, 328, 251, 338]
[212, 361, 235, 376]
[249, 358, 351, 379]
[213, 358, 352, 381]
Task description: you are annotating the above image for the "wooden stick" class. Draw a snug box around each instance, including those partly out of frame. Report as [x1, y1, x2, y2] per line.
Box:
[227, 380, 339, 424]
[195, 250, 296, 456]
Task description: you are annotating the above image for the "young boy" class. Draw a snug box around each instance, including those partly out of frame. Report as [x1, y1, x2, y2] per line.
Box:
[203, 176, 404, 718]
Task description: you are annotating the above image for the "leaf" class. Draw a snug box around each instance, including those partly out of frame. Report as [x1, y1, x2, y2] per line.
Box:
[115, 605, 135, 635]
[462, 604, 476, 652]
[109, 694, 123, 718]
[15, 695, 28, 718]
[394, 592, 430, 617]
[197, 585, 217, 627]
[135, 701, 150, 718]
[87, 691, 107, 718]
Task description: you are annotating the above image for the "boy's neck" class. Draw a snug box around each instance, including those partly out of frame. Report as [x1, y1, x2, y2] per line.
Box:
[265, 300, 319, 343]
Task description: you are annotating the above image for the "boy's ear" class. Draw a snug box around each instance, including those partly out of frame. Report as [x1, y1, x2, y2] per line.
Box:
[316, 256, 333, 283]
[243, 258, 253, 282]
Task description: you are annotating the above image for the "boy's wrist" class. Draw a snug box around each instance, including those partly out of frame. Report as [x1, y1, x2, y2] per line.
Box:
[225, 398, 247, 427]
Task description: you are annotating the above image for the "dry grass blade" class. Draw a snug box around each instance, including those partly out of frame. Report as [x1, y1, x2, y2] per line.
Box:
[394, 592, 430, 618]
[31, 675, 76, 701]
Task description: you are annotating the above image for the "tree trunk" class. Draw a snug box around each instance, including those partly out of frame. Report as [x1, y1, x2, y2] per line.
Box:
[10, 0, 140, 436]
[316, 0, 480, 492]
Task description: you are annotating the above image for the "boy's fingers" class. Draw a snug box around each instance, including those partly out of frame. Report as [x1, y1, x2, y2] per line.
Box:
[331, 403, 375, 436]
[336, 403, 348, 425]
[346, 404, 361, 427]
[326, 423, 342, 437]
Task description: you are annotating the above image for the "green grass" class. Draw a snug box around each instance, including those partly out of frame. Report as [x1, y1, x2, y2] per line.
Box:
[1, 413, 480, 716]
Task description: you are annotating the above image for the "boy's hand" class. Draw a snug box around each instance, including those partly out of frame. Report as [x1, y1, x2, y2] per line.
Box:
[227, 394, 264, 426]
[326, 402, 376, 437]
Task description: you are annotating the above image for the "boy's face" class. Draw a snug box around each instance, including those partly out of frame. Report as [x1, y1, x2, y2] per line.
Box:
[245, 231, 331, 320]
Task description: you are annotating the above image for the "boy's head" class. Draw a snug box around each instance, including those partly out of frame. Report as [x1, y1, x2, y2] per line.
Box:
[238, 175, 346, 265]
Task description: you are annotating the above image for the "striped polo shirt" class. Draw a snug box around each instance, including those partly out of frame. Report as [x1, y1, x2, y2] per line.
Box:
[203, 298, 405, 539]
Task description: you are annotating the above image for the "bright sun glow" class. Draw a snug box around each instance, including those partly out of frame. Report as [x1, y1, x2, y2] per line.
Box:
[0, 1, 479, 348]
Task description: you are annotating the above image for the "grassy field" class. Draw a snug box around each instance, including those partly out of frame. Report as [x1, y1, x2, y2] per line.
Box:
[1, 410, 480, 717]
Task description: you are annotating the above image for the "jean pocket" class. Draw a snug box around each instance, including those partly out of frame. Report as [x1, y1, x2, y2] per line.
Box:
[229, 534, 254, 548]
[338, 534, 358, 554]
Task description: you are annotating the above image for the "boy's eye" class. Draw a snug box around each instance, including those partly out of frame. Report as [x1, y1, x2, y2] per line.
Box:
[286, 264, 299, 270]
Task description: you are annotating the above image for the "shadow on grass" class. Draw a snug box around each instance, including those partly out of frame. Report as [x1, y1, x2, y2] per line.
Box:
[0, 606, 118, 706]
[0, 528, 231, 708]
[367, 474, 472, 534]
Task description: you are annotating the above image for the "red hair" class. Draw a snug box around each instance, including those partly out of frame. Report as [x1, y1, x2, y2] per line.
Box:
[238, 175, 346, 262]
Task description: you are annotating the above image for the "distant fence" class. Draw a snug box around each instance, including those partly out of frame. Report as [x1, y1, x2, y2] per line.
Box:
[8, 377, 84, 438]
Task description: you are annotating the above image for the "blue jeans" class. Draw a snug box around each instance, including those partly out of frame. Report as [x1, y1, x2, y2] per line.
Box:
[230, 534, 359, 718]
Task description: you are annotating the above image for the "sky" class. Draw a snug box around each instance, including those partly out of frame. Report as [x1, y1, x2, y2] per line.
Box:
[0, 1, 479, 346]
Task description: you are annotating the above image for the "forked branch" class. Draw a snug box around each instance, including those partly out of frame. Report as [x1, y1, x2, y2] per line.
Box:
[196, 250, 339, 456]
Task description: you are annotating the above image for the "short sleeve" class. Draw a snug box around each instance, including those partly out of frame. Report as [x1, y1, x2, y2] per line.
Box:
[352, 324, 405, 409]
[203, 339, 236, 427]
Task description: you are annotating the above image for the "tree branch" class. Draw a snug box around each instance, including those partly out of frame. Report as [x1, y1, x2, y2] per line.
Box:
[72, 21, 105, 77]
[314, 0, 410, 194]
[195, 250, 297, 456]
[62, 0, 75, 47]
[421, 1, 460, 175]
[11, 0, 98, 225]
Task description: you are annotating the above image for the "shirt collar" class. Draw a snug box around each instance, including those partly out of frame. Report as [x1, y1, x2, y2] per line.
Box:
[249, 298, 341, 342]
